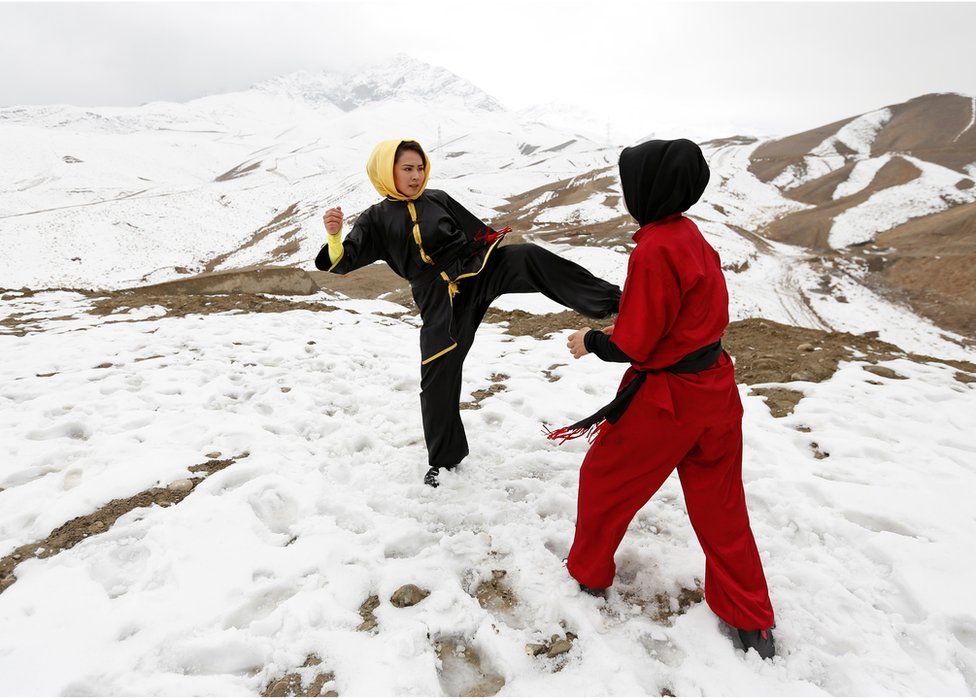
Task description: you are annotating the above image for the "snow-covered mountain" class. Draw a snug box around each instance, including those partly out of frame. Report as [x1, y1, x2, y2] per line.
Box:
[0, 55, 624, 292]
[253, 54, 504, 113]
[744, 92, 976, 337]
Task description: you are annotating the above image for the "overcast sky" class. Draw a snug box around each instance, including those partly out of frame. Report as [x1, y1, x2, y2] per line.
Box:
[2, 1, 974, 139]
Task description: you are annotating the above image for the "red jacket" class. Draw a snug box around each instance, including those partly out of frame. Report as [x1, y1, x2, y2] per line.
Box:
[610, 214, 743, 426]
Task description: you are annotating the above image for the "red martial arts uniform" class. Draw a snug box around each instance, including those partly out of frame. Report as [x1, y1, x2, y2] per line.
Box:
[566, 213, 775, 632]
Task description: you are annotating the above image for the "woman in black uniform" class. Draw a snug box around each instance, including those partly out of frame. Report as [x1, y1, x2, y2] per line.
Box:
[317, 138, 622, 487]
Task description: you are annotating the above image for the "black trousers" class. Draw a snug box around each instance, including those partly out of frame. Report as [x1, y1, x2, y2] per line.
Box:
[419, 243, 622, 468]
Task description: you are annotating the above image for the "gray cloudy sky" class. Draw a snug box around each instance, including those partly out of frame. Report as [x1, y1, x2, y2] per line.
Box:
[1, 1, 974, 139]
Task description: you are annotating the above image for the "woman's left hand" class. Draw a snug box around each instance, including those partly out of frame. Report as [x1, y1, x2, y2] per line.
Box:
[567, 327, 591, 359]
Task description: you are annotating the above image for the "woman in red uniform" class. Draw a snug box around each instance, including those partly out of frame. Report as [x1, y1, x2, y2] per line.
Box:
[548, 139, 776, 659]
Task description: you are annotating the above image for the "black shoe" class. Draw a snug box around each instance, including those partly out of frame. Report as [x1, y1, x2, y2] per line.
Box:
[737, 627, 776, 659]
[579, 582, 608, 598]
[423, 464, 457, 488]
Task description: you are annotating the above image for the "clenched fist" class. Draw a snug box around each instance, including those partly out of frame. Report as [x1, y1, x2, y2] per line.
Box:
[567, 327, 592, 359]
[322, 206, 343, 235]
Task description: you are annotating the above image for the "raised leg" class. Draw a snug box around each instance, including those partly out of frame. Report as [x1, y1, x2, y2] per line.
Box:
[475, 243, 621, 319]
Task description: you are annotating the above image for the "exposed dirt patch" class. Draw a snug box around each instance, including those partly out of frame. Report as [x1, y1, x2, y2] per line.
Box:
[474, 570, 518, 616]
[620, 584, 704, 625]
[748, 387, 806, 418]
[434, 637, 505, 697]
[390, 583, 429, 608]
[524, 631, 578, 662]
[810, 442, 830, 460]
[749, 114, 857, 184]
[0, 455, 244, 595]
[88, 290, 340, 321]
[542, 363, 567, 383]
[727, 317, 975, 383]
[215, 160, 261, 183]
[132, 265, 320, 297]
[308, 264, 415, 308]
[460, 374, 509, 410]
[726, 318, 902, 385]
[482, 308, 612, 340]
[262, 654, 337, 697]
[357, 594, 379, 632]
[202, 203, 301, 273]
[860, 199, 976, 338]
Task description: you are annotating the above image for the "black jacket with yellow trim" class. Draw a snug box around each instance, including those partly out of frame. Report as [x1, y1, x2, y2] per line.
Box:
[315, 189, 503, 364]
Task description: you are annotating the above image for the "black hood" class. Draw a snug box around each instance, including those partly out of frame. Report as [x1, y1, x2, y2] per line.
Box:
[618, 139, 710, 227]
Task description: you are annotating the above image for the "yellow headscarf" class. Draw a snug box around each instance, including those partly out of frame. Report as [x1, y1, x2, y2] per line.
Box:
[366, 139, 430, 201]
[367, 138, 435, 265]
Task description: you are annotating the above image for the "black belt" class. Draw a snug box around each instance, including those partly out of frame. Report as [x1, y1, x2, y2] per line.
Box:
[544, 340, 724, 443]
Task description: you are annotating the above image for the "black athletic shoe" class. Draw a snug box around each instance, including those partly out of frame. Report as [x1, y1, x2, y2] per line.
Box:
[423, 464, 457, 488]
[737, 627, 776, 659]
[579, 582, 608, 598]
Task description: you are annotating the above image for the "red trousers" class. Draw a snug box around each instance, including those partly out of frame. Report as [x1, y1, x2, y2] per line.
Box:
[567, 411, 775, 631]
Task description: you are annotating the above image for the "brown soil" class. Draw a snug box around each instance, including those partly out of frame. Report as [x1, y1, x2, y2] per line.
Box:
[262, 655, 337, 697]
[434, 638, 505, 697]
[473, 570, 518, 615]
[308, 264, 415, 308]
[201, 203, 301, 274]
[699, 135, 759, 150]
[723, 318, 910, 385]
[356, 595, 380, 633]
[748, 387, 806, 418]
[215, 160, 261, 183]
[460, 374, 510, 410]
[0, 455, 244, 595]
[619, 584, 704, 625]
[132, 265, 320, 296]
[873, 93, 976, 172]
[785, 161, 857, 207]
[88, 290, 340, 322]
[863, 200, 976, 338]
[749, 115, 857, 183]
[481, 308, 611, 340]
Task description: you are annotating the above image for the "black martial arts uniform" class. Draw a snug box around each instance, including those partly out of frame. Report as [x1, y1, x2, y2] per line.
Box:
[316, 186, 621, 470]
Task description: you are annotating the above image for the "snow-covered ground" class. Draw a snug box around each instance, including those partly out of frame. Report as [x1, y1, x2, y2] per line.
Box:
[1, 288, 975, 695]
[3, 56, 976, 696]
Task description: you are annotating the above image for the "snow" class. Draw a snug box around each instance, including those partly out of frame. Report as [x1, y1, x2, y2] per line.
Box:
[2, 290, 975, 695]
[831, 154, 893, 200]
[533, 195, 620, 225]
[771, 109, 891, 191]
[952, 96, 976, 143]
[828, 155, 976, 248]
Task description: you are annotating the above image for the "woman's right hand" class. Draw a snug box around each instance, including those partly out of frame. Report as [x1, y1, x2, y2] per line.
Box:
[601, 324, 615, 335]
[323, 206, 343, 234]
